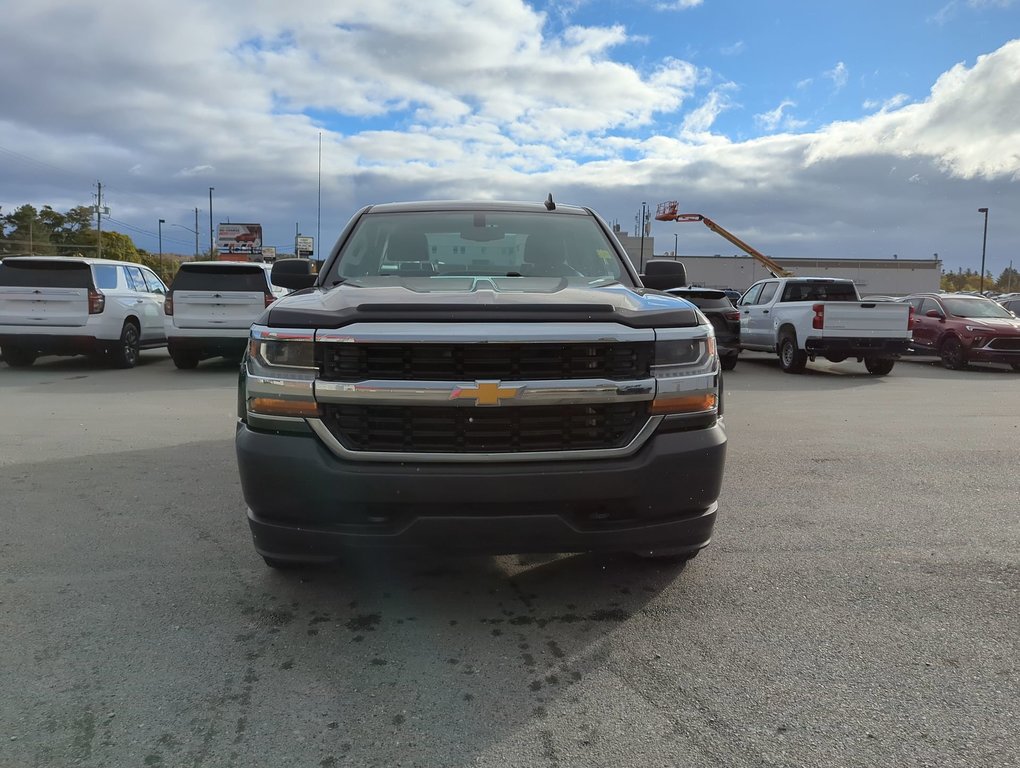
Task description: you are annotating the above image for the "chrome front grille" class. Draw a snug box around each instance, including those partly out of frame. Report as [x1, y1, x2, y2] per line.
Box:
[319, 341, 654, 382]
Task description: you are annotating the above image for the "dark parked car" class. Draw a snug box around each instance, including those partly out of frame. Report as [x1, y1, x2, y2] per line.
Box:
[1000, 297, 1020, 315]
[900, 293, 1020, 370]
[667, 287, 740, 370]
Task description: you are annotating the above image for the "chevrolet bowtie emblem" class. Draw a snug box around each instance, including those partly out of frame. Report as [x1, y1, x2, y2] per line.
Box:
[449, 380, 522, 406]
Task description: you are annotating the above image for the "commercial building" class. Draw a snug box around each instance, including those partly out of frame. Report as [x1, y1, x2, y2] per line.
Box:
[606, 224, 938, 295]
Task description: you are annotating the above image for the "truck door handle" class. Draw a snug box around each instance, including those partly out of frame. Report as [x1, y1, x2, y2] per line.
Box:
[762, 310, 769, 314]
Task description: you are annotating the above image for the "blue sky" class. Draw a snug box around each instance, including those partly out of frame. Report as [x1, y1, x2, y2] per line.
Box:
[1, 0, 1019, 278]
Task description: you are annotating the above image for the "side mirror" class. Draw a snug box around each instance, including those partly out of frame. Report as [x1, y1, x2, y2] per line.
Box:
[925, 308, 944, 319]
[271, 258, 317, 290]
[641, 259, 687, 290]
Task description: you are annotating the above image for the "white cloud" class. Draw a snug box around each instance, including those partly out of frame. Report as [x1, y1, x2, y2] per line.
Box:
[655, 0, 704, 9]
[862, 93, 910, 112]
[681, 87, 736, 135]
[824, 61, 849, 91]
[720, 40, 745, 56]
[796, 77, 814, 90]
[754, 100, 808, 132]
[0, 2, 1018, 270]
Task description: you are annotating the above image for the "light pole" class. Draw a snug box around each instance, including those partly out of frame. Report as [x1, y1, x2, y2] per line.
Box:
[158, 218, 165, 271]
[674, 232, 679, 260]
[171, 221, 199, 259]
[978, 207, 988, 293]
[209, 187, 215, 257]
[639, 201, 647, 272]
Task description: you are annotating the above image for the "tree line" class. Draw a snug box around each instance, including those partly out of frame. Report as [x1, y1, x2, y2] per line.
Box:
[940, 266, 1019, 294]
[0, 203, 182, 283]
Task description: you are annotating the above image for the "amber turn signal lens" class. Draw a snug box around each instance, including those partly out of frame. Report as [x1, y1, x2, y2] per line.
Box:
[649, 393, 717, 415]
[249, 397, 320, 418]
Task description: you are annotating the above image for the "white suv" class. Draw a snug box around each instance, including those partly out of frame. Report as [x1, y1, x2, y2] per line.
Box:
[0, 256, 167, 368]
[164, 261, 281, 369]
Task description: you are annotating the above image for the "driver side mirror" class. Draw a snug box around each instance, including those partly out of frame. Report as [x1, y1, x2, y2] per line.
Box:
[925, 308, 945, 320]
[271, 258, 317, 290]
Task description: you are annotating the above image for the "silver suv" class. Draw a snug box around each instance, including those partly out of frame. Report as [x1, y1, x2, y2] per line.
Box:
[164, 261, 281, 369]
[0, 256, 167, 368]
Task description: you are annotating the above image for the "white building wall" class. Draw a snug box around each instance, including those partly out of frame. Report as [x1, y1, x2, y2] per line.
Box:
[668, 255, 941, 296]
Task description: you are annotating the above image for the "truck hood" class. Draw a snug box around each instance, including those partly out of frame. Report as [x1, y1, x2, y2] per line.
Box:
[265, 276, 701, 329]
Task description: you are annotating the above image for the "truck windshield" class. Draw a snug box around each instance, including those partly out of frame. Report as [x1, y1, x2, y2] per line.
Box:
[329, 211, 627, 284]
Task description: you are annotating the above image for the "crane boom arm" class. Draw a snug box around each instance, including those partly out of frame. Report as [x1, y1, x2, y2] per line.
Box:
[655, 201, 793, 278]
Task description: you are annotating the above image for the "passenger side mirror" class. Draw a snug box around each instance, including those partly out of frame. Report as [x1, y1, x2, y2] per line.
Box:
[641, 260, 687, 290]
[271, 258, 317, 290]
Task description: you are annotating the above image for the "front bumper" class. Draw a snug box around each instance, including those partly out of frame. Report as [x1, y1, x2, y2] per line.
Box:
[804, 337, 911, 358]
[236, 421, 726, 560]
[966, 344, 1020, 364]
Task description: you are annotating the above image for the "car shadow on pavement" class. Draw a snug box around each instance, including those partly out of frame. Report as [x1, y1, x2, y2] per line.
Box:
[3, 438, 692, 768]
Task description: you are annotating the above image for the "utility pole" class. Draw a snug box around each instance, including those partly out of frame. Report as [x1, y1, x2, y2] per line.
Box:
[194, 207, 200, 258]
[674, 232, 678, 260]
[317, 131, 322, 266]
[209, 187, 215, 257]
[978, 207, 989, 293]
[95, 181, 103, 259]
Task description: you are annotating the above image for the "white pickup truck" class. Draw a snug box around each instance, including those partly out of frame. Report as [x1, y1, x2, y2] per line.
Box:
[736, 277, 912, 374]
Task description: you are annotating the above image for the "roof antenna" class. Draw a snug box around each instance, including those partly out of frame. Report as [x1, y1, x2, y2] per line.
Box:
[544, 193, 556, 211]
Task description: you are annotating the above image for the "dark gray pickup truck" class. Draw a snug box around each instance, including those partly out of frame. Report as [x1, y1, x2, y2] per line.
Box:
[235, 200, 726, 568]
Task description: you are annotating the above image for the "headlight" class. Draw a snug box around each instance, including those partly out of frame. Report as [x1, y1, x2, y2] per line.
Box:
[650, 328, 719, 416]
[964, 325, 991, 333]
[652, 334, 717, 377]
[249, 338, 316, 369]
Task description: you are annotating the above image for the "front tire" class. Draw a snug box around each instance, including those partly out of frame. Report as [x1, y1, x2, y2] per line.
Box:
[170, 350, 200, 370]
[778, 334, 807, 374]
[2, 346, 37, 368]
[864, 357, 895, 375]
[939, 337, 966, 370]
[720, 354, 738, 371]
[109, 321, 141, 369]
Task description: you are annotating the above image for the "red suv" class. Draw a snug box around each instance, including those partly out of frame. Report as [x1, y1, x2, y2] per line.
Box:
[902, 293, 1020, 370]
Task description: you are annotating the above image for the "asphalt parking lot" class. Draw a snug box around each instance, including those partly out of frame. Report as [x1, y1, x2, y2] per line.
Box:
[1, 352, 1018, 768]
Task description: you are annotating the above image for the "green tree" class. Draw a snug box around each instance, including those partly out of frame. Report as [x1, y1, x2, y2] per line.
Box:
[995, 266, 1019, 293]
[1, 204, 57, 255]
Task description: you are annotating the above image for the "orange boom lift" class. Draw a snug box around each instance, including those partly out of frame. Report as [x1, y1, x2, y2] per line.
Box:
[654, 201, 793, 278]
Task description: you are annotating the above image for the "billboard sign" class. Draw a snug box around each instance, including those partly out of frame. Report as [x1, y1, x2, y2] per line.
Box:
[295, 236, 314, 258]
[261, 246, 277, 262]
[217, 223, 263, 258]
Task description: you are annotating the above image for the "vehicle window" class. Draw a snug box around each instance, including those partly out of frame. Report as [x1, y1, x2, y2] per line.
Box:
[0, 260, 93, 288]
[918, 298, 941, 315]
[781, 282, 857, 302]
[171, 265, 270, 292]
[93, 265, 119, 289]
[1004, 300, 1020, 313]
[903, 297, 924, 311]
[941, 297, 1012, 318]
[141, 268, 166, 294]
[124, 265, 147, 292]
[757, 282, 779, 304]
[670, 294, 732, 309]
[328, 210, 626, 284]
[739, 284, 764, 306]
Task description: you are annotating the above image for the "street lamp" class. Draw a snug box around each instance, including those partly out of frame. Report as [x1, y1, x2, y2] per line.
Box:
[674, 232, 679, 260]
[158, 218, 165, 271]
[209, 187, 215, 257]
[171, 220, 199, 259]
[978, 207, 989, 293]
